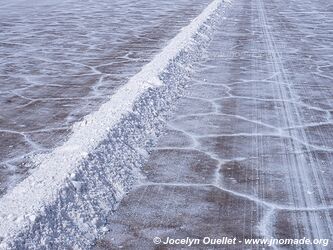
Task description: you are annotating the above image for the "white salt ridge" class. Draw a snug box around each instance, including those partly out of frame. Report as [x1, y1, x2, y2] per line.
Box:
[0, 0, 231, 248]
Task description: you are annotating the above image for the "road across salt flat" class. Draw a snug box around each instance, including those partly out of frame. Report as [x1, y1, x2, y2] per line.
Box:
[0, 0, 212, 195]
[94, 0, 333, 248]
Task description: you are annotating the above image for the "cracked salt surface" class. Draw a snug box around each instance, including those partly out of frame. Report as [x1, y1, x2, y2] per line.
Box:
[95, 0, 333, 248]
[0, 0, 213, 195]
[0, 0, 226, 248]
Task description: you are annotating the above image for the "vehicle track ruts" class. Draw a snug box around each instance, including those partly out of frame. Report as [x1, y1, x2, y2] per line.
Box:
[256, 0, 333, 244]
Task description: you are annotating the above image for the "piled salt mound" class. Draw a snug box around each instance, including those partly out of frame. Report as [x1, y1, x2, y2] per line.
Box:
[0, 0, 231, 248]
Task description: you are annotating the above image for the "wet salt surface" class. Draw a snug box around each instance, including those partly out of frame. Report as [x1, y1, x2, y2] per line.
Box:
[0, 0, 211, 194]
[95, 0, 333, 248]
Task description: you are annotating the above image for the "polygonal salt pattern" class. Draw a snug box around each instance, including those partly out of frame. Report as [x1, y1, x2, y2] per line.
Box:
[0, 0, 213, 195]
[95, 0, 333, 248]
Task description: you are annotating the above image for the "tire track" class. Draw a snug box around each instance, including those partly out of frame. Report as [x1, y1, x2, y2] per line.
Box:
[256, 0, 333, 243]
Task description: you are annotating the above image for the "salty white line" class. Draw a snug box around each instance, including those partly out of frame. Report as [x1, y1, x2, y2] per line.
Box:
[137, 182, 333, 212]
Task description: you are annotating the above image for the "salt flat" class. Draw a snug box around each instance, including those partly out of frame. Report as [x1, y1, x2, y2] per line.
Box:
[0, 0, 211, 195]
[95, 0, 333, 248]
